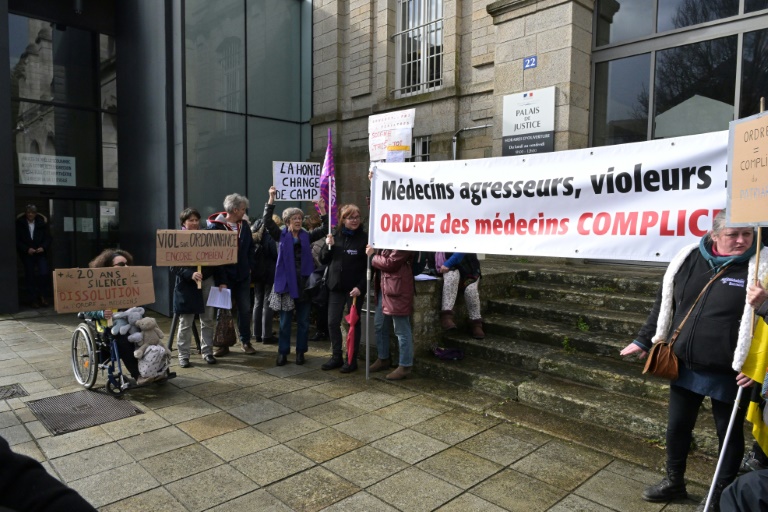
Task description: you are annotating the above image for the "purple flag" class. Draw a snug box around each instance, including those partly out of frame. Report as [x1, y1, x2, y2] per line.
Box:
[318, 128, 338, 227]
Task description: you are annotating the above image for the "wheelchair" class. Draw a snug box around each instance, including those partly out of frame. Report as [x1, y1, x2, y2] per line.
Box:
[70, 313, 175, 396]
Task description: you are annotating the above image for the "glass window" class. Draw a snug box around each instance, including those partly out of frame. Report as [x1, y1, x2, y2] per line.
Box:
[247, 0, 302, 121]
[102, 112, 118, 188]
[595, 0, 654, 47]
[186, 107, 246, 220]
[185, 0, 246, 113]
[746, 0, 768, 13]
[657, 0, 738, 33]
[10, 15, 97, 108]
[653, 37, 736, 139]
[592, 54, 651, 147]
[395, 0, 443, 97]
[740, 29, 768, 119]
[247, 117, 302, 206]
[12, 101, 100, 187]
[407, 136, 431, 162]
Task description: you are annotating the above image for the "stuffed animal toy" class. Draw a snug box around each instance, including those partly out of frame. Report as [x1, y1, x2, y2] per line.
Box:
[110, 307, 145, 336]
[128, 317, 169, 360]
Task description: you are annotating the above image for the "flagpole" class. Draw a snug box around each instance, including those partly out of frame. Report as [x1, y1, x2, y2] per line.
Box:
[365, 167, 375, 381]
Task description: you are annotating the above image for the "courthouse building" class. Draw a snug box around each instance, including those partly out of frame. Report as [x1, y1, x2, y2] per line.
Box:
[1, 0, 766, 313]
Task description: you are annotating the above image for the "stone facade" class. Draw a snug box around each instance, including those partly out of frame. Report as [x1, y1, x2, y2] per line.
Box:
[311, 0, 595, 210]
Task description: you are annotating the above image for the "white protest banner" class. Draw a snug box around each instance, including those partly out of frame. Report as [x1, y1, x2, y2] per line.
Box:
[370, 131, 728, 262]
[369, 109, 415, 161]
[19, 153, 76, 186]
[272, 161, 321, 201]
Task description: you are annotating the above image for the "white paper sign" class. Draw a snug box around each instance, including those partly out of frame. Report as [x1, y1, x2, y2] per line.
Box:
[206, 287, 232, 309]
[272, 161, 322, 201]
[63, 217, 74, 232]
[18, 153, 77, 186]
[368, 109, 415, 161]
[369, 131, 728, 262]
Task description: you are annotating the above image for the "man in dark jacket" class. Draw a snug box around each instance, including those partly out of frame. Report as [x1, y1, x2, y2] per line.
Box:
[207, 193, 257, 355]
[15, 204, 51, 307]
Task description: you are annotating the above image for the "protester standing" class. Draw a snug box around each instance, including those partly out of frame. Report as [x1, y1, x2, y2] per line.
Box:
[251, 214, 280, 345]
[319, 204, 368, 372]
[207, 193, 257, 356]
[365, 245, 415, 380]
[263, 186, 327, 366]
[171, 208, 219, 368]
[620, 210, 768, 511]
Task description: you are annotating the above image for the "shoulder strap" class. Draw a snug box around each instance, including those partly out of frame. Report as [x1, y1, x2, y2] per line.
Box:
[668, 265, 730, 346]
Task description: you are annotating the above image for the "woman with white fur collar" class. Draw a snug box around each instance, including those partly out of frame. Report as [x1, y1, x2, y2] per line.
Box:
[621, 210, 768, 512]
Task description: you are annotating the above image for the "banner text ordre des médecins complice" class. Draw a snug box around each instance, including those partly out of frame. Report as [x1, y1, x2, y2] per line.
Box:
[369, 131, 728, 262]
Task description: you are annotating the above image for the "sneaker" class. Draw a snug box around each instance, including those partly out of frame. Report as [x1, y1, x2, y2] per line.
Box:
[242, 344, 257, 355]
[179, 359, 191, 368]
[740, 451, 767, 473]
[204, 354, 217, 365]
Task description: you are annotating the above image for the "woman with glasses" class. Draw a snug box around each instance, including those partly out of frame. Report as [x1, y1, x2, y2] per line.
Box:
[82, 249, 141, 384]
[263, 186, 327, 366]
[319, 205, 368, 372]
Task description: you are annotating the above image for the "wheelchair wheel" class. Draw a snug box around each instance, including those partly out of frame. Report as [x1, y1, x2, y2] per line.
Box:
[71, 324, 98, 389]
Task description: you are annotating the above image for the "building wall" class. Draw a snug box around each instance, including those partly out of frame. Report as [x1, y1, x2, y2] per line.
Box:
[311, 0, 594, 210]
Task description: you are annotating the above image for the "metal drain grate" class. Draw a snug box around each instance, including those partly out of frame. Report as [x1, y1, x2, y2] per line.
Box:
[27, 391, 143, 436]
[0, 383, 28, 400]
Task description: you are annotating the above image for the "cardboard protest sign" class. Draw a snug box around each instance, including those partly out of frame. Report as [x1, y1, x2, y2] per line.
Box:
[727, 111, 768, 226]
[272, 161, 322, 201]
[53, 266, 155, 314]
[155, 230, 238, 266]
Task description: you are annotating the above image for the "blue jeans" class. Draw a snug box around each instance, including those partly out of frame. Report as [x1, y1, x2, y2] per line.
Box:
[230, 278, 252, 345]
[374, 290, 413, 367]
[278, 299, 311, 355]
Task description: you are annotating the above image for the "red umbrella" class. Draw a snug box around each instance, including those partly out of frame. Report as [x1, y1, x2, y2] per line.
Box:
[345, 297, 359, 364]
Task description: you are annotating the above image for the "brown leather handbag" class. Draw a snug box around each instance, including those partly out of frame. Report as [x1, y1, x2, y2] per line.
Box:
[643, 266, 730, 380]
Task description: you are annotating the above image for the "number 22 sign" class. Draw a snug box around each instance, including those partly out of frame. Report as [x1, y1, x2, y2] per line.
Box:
[523, 56, 537, 70]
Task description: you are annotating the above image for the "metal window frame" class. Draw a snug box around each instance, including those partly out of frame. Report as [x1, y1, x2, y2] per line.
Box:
[407, 135, 431, 162]
[394, 0, 443, 98]
[590, 2, 768, 146]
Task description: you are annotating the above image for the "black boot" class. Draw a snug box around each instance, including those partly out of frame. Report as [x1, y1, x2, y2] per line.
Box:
[295, 352, 305, 365]
[695, 482, 726, 512]
[321, 356, 343, 371]
[642, 470, 687, 502]
[276, 353, 288, 366]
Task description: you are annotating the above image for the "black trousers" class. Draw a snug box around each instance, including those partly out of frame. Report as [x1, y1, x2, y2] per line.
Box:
[114, 335, 140, 379]
[667, 384, 749, 484]
[327, 290, 361, 362]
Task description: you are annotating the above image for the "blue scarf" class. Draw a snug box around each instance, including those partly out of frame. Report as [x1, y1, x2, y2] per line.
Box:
[698, 235, 757, 272]
[274, 228, 314, 299]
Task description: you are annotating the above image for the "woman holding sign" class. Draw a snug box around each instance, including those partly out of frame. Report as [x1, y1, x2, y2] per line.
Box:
[83, 249, 141, 383]
[620, 211, 766, 511]
[263, 186, 327, 366]
[171, 208, 219, 368]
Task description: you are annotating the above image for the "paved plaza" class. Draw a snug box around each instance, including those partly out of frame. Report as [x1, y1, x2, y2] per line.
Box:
[0, 308, 707, 511]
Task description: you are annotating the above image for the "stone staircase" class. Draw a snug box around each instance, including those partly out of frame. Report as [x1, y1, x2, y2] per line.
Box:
[411, 260, 751, 475]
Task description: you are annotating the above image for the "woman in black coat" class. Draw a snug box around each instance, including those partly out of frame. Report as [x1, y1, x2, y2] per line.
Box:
[319, 204, 368, 373]
[171, 208, 220, 367]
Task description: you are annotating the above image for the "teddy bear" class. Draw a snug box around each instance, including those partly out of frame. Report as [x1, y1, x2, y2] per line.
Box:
[128, 317, 169, 360]
[110, 306, 145, 336]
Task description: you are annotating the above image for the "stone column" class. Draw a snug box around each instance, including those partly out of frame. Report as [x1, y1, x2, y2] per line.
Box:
[488, 0, 594, 154]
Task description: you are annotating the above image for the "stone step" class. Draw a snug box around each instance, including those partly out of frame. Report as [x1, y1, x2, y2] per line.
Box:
[482, 313, 632, 360]
[414, 356, 533, 399]
[441, 332, 668, 401]
[517, 374, 735, 458]
[508, 281, 655, 316]
[487, 297, 649, 336]
[510, 264, 664, 295]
